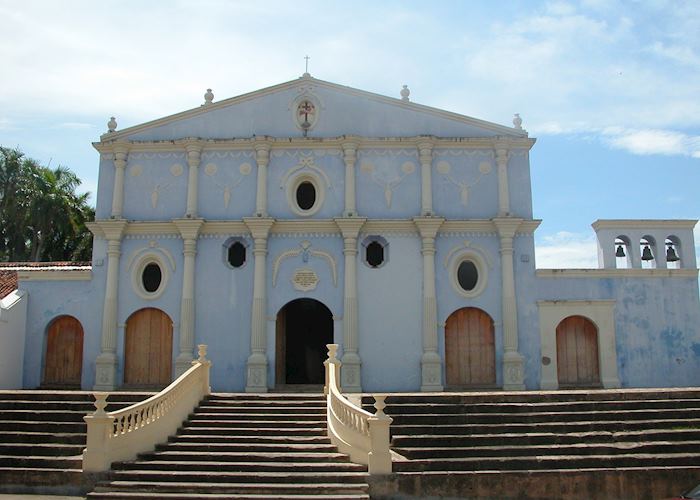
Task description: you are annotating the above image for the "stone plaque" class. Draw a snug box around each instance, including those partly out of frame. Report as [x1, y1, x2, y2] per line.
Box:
[292, 268, 319, 292]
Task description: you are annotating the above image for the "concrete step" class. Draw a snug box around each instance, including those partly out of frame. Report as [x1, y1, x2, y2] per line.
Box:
[0, 443, 85, 456]
[0, 430, 86, 444]
[394, 440, 700, 459]
[202, 399, 327, 408]
[154, 443, 341, 454]
[0, 455, 82, 469]
[113, 460, 366, 473]
[88, 493, 369, 499]
[91, 480, 369, 495]
[194, 405, 326, 414]
[206, 394, 325, 402]
[110, 470, 369, 484]
[393, 452, 700, 471]
[169, 434, 331, 445]
[0, 400, 135, 411]
[0, 390, 152, 402]
[184, 419, 327, 428]
[391, 428, 700, 447]
[0, 409, 94, 422]
[190, 412, 326, 421]
[0, 419, 86, 433]
[178, 426, 327, 436]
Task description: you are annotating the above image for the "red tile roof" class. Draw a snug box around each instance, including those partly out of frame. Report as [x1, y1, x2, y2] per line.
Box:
[0, 270, 18, 300]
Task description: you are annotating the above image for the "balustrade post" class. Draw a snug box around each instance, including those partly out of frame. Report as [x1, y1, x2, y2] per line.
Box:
[324, 343, 341, 395]
[367, 394, 393, 474]
[194, 344, 212, 395]
[82, 392, 115, 472]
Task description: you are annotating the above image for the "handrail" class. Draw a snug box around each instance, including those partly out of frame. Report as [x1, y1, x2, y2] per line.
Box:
[324, 343, 392, 474]
[82, 345, 211, 472]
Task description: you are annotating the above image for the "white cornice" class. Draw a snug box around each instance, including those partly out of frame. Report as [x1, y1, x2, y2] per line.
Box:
[592, 219, 698, 231]
[97, 76, 529, 144]
[18, 270, 92, 281]
[537, 299, 617, 306]
[536, 268, 698, 278]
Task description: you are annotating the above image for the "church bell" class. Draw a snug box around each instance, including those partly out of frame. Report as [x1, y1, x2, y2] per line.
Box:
[615, 245, 626, 258]
[641, 245, 654, 261]
[666, 244, 680, 262]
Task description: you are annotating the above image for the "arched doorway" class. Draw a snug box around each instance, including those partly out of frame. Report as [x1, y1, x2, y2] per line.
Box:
[43, 316, 84, 388]
[556, 315, 601, 387]
[275, 299, 333, 386]
[124, 308, 173, 388]
[445, 307, 496, 388]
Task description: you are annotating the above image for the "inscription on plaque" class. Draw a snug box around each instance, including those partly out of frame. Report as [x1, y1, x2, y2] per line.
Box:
[292, 268, 319, 291]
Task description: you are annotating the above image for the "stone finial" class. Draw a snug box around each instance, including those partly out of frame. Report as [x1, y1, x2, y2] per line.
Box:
[92, 392, 109, 416]
[513, 113, 523, 130]
[197, 344, 208, 363]
[400, 85, 410, 102]
[204, 89, 214, 105]
[107, 117, 117, 133]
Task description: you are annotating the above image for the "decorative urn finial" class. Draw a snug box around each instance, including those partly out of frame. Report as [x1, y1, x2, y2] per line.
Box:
[107, 116, 117, 133]
[400, 85, 410, 102]
[204, 88, 214, 105]
[513, 113, 523, 130]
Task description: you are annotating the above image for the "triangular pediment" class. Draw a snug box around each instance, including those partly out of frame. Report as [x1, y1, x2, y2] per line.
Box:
[100, 76, 527, 143]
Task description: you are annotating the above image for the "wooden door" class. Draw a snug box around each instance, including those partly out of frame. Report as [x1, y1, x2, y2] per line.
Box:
[445, 308, 496, 387]
[124, 308, 172, 388]
[556, 316, 600, 386]
[43, 316, 83, 387]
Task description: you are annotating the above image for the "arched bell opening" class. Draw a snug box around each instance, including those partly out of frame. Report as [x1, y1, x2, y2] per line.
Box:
[665, 236, 682, 269]
[640, 235, 657, 269]
[275, 298, 333, 387]
[614, 235, 632, 269]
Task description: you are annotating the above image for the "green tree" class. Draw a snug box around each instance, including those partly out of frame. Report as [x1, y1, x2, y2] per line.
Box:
[0, 146, 94, 262]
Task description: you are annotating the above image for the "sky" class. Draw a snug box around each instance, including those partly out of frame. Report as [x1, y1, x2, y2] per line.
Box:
[0, 0, 698, 268]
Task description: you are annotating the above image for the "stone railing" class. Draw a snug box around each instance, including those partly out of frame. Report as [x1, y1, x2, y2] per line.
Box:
[82, 345, 211, 472]
[324, 343, 392, 474]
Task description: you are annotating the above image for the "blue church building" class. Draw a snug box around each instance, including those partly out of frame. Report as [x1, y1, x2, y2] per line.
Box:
[5, 74, 699, 393]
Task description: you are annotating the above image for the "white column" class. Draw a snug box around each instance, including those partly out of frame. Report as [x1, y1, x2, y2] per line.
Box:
[110, 143, 129, 219]
[342, 139, 359, 217]
[414, 216, 445, 391]
[173, 219, 204, 376]
[243, 217, 275, 392]
[94, 220, 127, 390]
[494, 218, 525, 390]
[418, 141, 434, 216]
[184, 140, 202, 217]
[334, 218, 367, 392]
[495, 145, 511, 217]
[254, 140, 270, 217]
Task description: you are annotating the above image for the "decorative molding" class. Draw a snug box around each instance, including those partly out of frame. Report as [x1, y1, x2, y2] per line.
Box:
[126, 241, 177, 273]
[536, 268, 699, 278]
[17, 270, 92, 281]
[203, 161, 252, 209]
[360, 159, 416, 208]
[592, 219, 698, 231]
[272, 240, 337, 287]
[443, 240, 494, 269]
[280, 154, 332, 188]
[436, 159, 493, 207]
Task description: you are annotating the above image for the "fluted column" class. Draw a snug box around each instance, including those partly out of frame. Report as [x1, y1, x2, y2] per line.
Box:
[495, 145, 511, 217]
[342, 139, 359, 217]
[93, 220, 127, 390]
[173, 218, 204, 376]
[243, 217, 275, 392]
[110, 143, 129, 218]
[414, 216, 445, 391]
[418, 141, 434, 216]
[494, 218, 525, 390]
[254, 139, 270, 217]
[184, 140, 202, 217]
[334, 217, 367, 392]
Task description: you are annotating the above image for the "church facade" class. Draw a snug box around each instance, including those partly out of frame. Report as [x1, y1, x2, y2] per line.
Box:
[9, 75, 700, 393]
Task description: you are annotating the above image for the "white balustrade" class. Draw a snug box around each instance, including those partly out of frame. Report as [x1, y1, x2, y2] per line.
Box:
[324, 344, 392, 474]
[82, 345, 211, 472]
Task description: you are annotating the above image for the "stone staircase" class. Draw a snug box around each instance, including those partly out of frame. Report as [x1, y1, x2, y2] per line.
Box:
[0, 390, 150, 494]
[364, 388, 700, 499]
[87, 393, 370, 499]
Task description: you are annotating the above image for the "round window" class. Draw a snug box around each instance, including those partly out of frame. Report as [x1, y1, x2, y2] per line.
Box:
[457, 261, 478, 291]
[296, 181, 316, 211]
[228, 241, 246, 268]
[142, 263, 162, 293]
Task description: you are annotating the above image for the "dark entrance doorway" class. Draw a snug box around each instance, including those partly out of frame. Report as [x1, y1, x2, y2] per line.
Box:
[275, 298, 333, 385]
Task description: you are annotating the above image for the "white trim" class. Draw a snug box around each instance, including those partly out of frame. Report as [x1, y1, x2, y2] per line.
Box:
[130, 252, 170, 300]
[537, 300, 620, 390]
[449, 250, 488, 299]
[592, 219, 697, 231]
[286, 172, 326, 217]
[18, 269, 92, 281]
[536, 268, 698, 278]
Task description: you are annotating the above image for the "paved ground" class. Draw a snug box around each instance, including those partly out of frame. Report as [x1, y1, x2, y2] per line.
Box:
[0, 496, 84, 499]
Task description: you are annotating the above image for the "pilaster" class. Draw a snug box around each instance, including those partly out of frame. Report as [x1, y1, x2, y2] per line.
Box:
[110, 142, 129, 219]
[342, 139, 359, 217]
[173, 218, 204, 376]
[493, 217, 525, 390]
[413, 216, 445, 391]
[184, 140, 202, 217]
[418, 141, 434, 216]
[495, 143, 511, 217]
[334, 217, 367, 392]
[254, 139, 271, 217]
[243, 217, 275, 392]
[93, 219, 127, 390]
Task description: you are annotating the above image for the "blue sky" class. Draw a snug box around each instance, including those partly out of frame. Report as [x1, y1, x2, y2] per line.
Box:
[0, 0, 698, 267]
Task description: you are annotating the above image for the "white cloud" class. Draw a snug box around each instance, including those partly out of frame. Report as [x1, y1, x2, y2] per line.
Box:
[602, 128, 700, 157]
[535, 231, 599, 269]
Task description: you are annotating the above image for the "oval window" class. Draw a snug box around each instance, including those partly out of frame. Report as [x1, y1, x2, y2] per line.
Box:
[366, 241, 384, 268]
[457, 261, 478, 291]
[142, 263, 162, 293]
[296, 181, 316, 211]
[228, 242, 246, 268]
